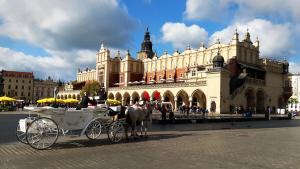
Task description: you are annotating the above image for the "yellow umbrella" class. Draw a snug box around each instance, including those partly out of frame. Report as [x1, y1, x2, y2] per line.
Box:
[0, 96, 16, 102]
[63, 98, 79, 103]
[37, 98, 64, 103]
[106, 99, 121, 105]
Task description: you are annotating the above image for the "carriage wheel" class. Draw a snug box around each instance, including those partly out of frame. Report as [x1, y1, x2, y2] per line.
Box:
[107, 121, 125, 143]
[85, 119, 102, 140]
[26, 117, 59, 150]
[16, 123, 28, 144]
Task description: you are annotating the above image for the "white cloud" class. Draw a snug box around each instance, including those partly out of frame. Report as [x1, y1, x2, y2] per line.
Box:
[209, 19, 294, 57]
[0, 46, 129, 81]
[0, 47, 74, 80]
[0, 0, 138, 81]
[161, 22, 208, 49]
[0, 0, 137, 51]
[184, 0, 300, 22]
[184, 0, 229, 21]
[289, 62, 300, 74]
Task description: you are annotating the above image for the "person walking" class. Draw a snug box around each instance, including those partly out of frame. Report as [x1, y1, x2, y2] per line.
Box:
[161, 105, 167, 123]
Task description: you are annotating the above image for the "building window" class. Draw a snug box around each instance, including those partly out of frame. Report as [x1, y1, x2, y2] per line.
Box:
[192, 70, 196, 76]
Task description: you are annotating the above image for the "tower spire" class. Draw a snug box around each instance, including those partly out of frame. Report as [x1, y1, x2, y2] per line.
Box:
[139, 27, 154, 59]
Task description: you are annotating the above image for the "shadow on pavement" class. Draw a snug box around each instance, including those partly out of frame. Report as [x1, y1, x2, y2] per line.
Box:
[52, 133, 192, 150]
[150, 118, 300, 132]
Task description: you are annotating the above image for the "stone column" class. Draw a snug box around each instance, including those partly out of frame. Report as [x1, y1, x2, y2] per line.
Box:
[174, 99, 178, 112]
[130, 96, 133, 105]
[189, 96, 193, 107]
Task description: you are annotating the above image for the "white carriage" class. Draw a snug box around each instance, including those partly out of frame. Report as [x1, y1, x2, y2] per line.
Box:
[16, 106, 125, 150]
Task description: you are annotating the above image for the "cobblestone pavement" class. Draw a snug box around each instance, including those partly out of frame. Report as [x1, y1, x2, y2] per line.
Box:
[1, 121, 300, 169]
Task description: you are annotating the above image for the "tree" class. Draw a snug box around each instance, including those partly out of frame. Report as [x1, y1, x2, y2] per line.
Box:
[80, 81, 100, 97]
[288, 97, 298, 104]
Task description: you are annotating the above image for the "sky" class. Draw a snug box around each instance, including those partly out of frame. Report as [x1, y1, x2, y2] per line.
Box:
[0, 0, 299, 81]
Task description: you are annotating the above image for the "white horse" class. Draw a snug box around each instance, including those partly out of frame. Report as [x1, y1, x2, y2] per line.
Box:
[125, 102, 154, 139]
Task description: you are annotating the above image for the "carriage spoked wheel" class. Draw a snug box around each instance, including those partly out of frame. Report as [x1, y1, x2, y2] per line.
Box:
[85, 119, 102, 140]
[16, 123, 28, 144]
[26, 117, 59, 150]
[107, 121, 125, 143]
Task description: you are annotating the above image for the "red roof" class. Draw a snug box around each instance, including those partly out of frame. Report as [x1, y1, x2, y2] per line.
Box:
[1, 70, 34, 78]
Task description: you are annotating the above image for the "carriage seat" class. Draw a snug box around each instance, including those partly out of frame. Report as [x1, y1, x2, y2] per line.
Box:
[108, 108, 119, 116]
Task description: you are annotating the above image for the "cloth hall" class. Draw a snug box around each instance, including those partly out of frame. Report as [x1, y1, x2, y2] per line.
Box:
[74, 28, 291, 114]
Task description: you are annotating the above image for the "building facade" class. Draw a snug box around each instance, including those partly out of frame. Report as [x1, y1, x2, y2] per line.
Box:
[78, 29, 292, 114]
[33, 77, 58, 101]
[56, 82, 82, 100]
[286, 74, 300, 112]
[0, 70, 34, 101]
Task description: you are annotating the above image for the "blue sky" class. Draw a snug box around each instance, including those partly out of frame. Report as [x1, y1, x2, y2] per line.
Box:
[0, 0, 299, 81]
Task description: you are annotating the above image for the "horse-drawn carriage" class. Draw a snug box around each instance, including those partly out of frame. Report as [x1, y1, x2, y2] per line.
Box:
[16, 106, 125, 150]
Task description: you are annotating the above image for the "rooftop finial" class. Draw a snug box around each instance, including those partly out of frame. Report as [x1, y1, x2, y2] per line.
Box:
[187, 44, 191, 50]
[217, 47, 221, 54]
[100, 41, 104, 50]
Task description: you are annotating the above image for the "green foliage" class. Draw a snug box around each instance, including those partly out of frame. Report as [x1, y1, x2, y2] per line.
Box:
[80, 81, 100, 96]
[288, 97, 298, 104]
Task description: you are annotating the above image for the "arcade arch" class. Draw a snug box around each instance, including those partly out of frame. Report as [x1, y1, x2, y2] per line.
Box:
[132, 92, 140, 104]
[123, 92, 130, 106]
[176, 90, 189, 107]
[191, 89, 206, 108]
[256, 89, 265, 113]
[245, 88, 255, 110]
[163, 90, 175, 109]
[115, 92, 122, 102]
[108, 93, 114, 99]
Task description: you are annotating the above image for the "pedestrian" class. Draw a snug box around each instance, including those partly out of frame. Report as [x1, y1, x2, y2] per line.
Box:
[161, 105, 167, 123]
[76, 92, 90, 110]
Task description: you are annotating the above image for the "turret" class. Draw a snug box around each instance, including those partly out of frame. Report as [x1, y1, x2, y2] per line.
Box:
[254, 36, 260, 49]
[243, 29, 252, 43]
[97, 41, 110, 62]
[231, 28, 239, 45]
[212, 50, 225, 68]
